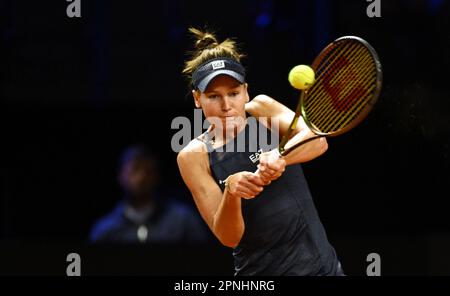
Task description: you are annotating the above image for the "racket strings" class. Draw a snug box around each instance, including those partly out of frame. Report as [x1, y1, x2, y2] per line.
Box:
[313, 42, 360, 83]
[326, 61, 377, 131]
[307, 51, 370, 120]
[323, 60, 376, 132]
[315, 72, 374, 133]
[305, 42, 365, 115]
[307, 62, 370, 128]
[304, 42, 377, 133]
[312, 52, 376, 132]
[336, 83, 376, 130]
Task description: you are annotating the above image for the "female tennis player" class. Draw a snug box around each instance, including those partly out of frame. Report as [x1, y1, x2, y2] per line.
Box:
[177, 28, 344, 276]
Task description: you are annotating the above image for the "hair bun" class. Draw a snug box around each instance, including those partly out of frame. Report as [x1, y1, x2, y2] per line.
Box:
[195, 33, 218, 50]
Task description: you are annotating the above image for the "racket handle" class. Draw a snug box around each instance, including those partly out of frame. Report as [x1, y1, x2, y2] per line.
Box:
[254, 135, 322, 177]
[281, 135, 323, 156]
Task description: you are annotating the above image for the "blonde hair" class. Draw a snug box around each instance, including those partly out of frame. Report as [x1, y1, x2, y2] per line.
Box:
[182, 27, 245, 87]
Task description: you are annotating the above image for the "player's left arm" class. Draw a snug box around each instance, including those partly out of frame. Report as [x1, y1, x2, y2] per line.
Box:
[245, 94, 328, 166]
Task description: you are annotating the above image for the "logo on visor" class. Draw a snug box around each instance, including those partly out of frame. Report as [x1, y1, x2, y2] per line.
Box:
[211, 60, 225, 70]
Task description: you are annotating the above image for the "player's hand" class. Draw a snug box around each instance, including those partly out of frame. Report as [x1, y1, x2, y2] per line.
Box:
[226, 172, 265, 199]
[257, 149, 286, 185]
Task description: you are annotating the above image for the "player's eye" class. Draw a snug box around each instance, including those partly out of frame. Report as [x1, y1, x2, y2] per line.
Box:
[207, 94, 219, 99]
[229, 91, 239, 97]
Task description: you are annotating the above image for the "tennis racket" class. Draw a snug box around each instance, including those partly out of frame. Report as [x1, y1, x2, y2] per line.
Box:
[270, 35, 382, 159]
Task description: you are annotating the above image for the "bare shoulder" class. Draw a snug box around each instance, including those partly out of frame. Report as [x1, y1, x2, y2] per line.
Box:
[245, 94, 275, 116]
[245, 94, 287, 118]
[246, 94, 302, 136]
[179, 137, 207, 154]
[177, 137, 214, 194]
[177, 137, 209, 170]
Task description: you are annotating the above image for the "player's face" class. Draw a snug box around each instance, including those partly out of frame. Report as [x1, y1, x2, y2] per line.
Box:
[193, 75, 249, 131]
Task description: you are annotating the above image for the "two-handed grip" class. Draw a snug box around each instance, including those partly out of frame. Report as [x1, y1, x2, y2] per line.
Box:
[254, 148, 282, 177]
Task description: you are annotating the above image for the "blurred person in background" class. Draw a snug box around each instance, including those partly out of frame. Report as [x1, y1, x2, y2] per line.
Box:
[90, 144, 210, 244]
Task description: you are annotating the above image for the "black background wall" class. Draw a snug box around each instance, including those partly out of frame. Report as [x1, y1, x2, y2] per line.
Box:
[1, 0, 450, 275]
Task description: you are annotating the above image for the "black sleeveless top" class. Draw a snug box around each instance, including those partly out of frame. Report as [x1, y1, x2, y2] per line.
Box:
[201, 119, 342, 276]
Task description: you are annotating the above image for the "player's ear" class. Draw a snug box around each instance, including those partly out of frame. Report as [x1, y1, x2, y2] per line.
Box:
[192, 89, 201, 108]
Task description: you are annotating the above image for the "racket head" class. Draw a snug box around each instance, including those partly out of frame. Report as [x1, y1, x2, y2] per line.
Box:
[301, 36, 383, 136]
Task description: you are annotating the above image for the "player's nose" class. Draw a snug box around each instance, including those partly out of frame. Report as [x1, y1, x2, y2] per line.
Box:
[221, 97, 232, 111]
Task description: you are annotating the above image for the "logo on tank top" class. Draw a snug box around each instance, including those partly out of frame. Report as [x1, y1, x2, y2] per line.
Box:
[249, 148, 264, 164]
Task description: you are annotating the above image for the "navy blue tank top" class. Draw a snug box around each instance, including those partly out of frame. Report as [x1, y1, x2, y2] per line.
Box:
[202, 119, 342, 276]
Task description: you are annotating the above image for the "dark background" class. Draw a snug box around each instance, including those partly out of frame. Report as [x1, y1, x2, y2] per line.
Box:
[1, 0, 450, 275]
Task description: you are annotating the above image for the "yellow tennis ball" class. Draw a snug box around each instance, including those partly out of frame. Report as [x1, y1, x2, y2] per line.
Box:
[288, 65, 315, 90]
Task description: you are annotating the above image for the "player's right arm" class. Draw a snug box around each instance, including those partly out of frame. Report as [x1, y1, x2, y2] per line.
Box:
[177, 139, 264, 248]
